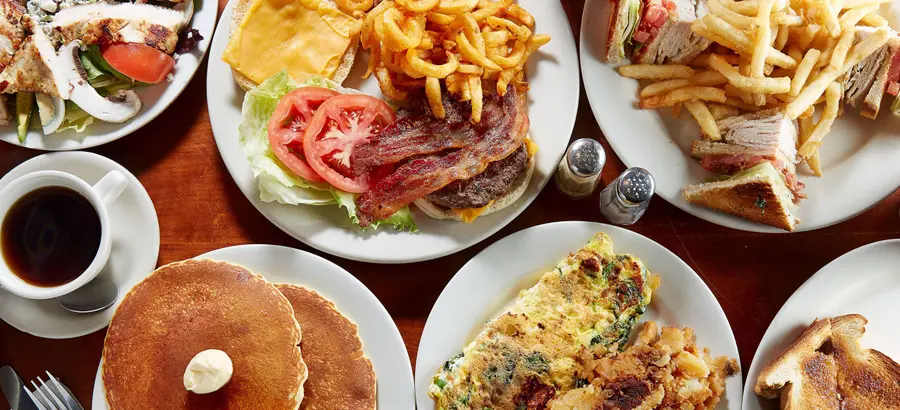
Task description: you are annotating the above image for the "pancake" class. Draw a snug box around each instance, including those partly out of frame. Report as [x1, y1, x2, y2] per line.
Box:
[102, 260, 307, 410]
[275, 284, 376, 410]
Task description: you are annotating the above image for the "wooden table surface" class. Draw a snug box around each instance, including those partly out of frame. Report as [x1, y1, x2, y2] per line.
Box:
[1, 0, 899, 407]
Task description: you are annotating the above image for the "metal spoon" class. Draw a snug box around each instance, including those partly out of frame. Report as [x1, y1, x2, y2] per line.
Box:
[57, 278, 119, 314]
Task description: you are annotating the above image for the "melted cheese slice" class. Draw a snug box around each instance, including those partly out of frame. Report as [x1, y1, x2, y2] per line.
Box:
[456, 200, 495, 223]
[222, 0, 359, 84]
[524, 138, 538, 157]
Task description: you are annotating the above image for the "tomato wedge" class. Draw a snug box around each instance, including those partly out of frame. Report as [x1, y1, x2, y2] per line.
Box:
[303, 94, 396, 193]
[267, 87, 340, 182]
[100, 43, 175, 84]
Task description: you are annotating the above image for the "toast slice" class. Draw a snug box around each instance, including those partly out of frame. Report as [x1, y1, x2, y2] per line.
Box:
[830, 314, 900, 410]
[754, 318, 840, 410]
[682, 162, 799, 231]
[755, 314, 900, 410]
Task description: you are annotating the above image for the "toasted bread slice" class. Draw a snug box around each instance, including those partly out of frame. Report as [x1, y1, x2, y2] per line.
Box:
[682, 163, 799, 231]
[755, 314, 900, 410]
[228, 0, 359, 91]
[754, 318, 840, 410]
[830, 314, 900, 410]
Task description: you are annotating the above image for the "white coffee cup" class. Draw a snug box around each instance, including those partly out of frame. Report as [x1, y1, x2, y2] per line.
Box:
[0, 170, 127, 300]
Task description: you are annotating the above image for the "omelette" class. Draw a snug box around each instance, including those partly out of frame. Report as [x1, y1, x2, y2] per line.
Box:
[429, 233, 656, 410]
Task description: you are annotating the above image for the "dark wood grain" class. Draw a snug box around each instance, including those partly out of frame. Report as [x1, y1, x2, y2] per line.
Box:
[1, 0, 899, 407]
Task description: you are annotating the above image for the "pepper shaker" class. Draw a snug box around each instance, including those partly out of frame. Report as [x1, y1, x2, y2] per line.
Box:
[554, 138, 606, 199]
[599, 167, 655, 225]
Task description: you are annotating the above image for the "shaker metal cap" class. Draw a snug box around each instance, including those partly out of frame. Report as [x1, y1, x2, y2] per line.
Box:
[566, 138, 605, 177]
[617, 167, 655, 204]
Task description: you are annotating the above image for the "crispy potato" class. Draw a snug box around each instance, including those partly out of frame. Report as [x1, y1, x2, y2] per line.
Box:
[435, 0, 479, 14]
[684, 101, 722, 140]
[639, 87, 728, 108]
[406, 49, 460, 78]
[709, 55, 792, 93]
[618, 64, 695, 79]
[468, 75, 483, 122]
[791, 48, 821, 96]
[425, 76, 446, 118]
[708, 103, 741, 119]
[859, 13, 888, 27]
[839, 5, 878, 30]
[773, 13, 804, 26]
[640, 79, 693, 98]
[506, 4, 534, 27]
[695, 16, 798, 68]
[720, 0, 759, 15]
[691, 70, 729, 86]
[828, 27, 856, 70]
[689, 53, 740, 68]
[751, 0, 776, 78]
[397, 0, 439, 12]
[708, 0, 755, 29]
[797, 115, 822, 175]
[799, 82, 841, 157]
[774, 25, 791, 50]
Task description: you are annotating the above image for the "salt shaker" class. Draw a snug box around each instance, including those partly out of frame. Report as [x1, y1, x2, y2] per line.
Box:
[554, 138, 606, 199]
[599, 167, 655, 225]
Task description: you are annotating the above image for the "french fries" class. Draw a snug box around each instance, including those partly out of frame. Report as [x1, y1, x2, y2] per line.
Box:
[709, 55, 792, 93]
[799, 82, 841, 157]
[791, 49, 821, 96]
[361, 0, 549, 122]
[618, 64, 695, 79]
[615, 0, 896, 178]
[640, 79, 692, 98]
[684, 101, 721, 139]
[639, 87, 728, 108]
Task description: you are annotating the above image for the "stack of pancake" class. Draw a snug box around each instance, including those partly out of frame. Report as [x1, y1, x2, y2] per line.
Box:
[101, 259, 376, 410]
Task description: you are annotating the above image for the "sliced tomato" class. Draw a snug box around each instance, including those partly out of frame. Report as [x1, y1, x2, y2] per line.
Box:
[303, 94, 396, 193]
[100, 43, 175, 84]
[267, 87, 340, 182]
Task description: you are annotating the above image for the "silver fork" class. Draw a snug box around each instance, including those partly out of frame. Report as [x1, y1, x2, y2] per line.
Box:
[23, 372, 82, 410]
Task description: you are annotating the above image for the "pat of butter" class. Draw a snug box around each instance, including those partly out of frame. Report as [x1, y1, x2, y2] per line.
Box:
[183, 349, 233, 394]
[222, 0, 360, 84]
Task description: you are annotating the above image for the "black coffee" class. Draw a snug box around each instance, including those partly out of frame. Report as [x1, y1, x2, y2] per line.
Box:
[1, 186, 101, 287]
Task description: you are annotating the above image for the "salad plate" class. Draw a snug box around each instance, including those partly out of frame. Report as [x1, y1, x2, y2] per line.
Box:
[0, 0, 216, 151]
[207, 0, 580, 263]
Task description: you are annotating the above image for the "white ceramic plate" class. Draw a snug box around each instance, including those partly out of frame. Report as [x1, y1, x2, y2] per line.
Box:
[743, 239, 900, 410]
[0, 151, 159, 338]
[206, 0, 579, 263]
[579, 0, 900, 232]
[415, 221, 743, 409]
[0, 0, 216, 151]
[91, 244, 415, 409]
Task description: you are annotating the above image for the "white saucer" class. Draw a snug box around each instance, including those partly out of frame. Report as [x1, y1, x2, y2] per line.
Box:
[415, 221, 742, 410]
[91, 244, 415, 409]
[743, 239, 900, 410]
[0, 151, 160, 338]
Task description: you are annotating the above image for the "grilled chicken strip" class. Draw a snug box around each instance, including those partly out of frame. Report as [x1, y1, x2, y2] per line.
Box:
[0, 0, 26, 73]
[51, 2, 189, 54]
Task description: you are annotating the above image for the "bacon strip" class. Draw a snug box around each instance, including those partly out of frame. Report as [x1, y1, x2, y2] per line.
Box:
[354, 86, 528, 226]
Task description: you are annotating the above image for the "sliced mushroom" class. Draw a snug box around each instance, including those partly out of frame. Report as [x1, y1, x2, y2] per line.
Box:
[35, 93, 65, 134]
[54, 41, 141, 123]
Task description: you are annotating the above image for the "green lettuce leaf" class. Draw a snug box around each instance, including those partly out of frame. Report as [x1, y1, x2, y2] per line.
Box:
[239, 71, 334, 205]
[54, 101, 95, 133]
[892, 94, 900, 115]
[332, 189, 418, 232]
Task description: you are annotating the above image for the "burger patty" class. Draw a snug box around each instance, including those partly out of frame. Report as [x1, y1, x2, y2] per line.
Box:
[425, 144, 529, 209]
